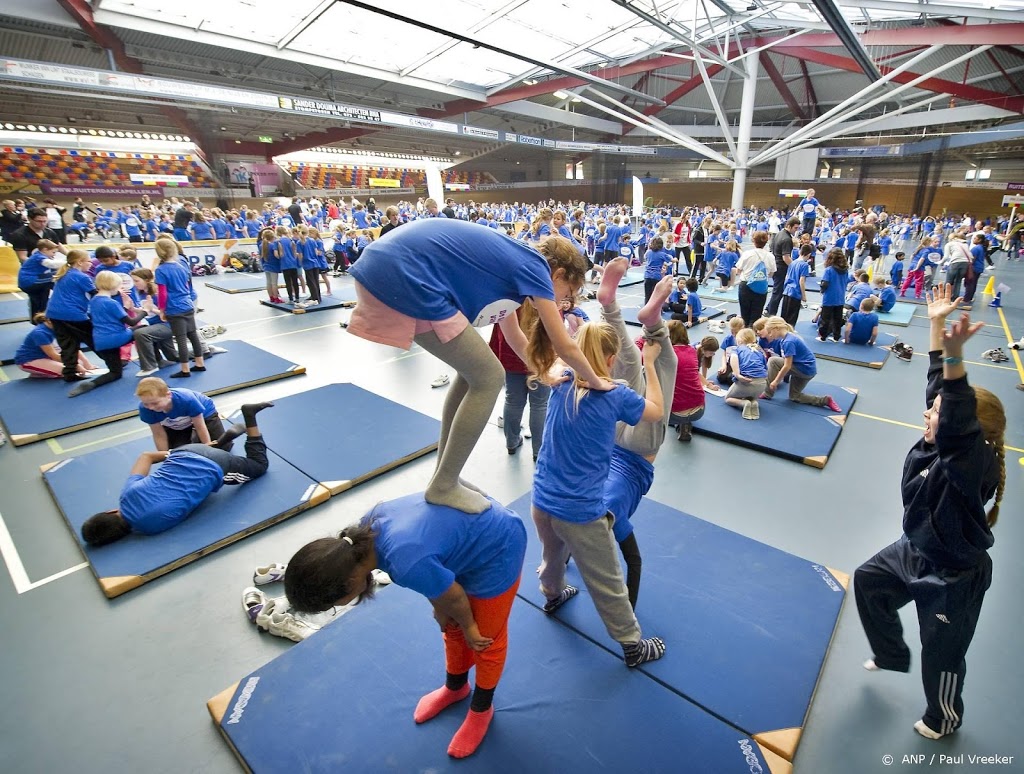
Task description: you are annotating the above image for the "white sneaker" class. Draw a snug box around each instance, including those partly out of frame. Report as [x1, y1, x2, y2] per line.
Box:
[206, 345, 229, 356]
[431, 374, 450, 388]
[294, 302, 307, 309]
[496, 415, 504, 428]
[241, 586, 268, 624]
[200, 325, 218, 339]
[305, 300, 319, 307]
[252, 563, 287, 585]
[255, 598, 320, 642]
[136, 368, 159, 378]
[371, 569, 393, 586]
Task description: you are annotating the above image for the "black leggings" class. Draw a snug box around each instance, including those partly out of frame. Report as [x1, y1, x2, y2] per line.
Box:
[90, 346, 126, 388]
[167, 311, 202, 364]
[818, 305, 844, 341]
[21, 283, 52, 318]
[780, 294, 802, 328]
[50, 318, 93, 380]
[619, 532, 642, 610]
[675, 245, 692, 275]
[165, 415, 229, 451]
[282, 268, 301, 302]
[643, 278, 659, 305]
[178, 435, 269, 484]
[738, 283, 766, 330]
[304, 268, 322, 303]
[689, 252, 706, 282]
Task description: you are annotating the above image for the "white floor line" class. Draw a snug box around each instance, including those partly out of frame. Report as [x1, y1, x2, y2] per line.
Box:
[0, 509, 87, 594]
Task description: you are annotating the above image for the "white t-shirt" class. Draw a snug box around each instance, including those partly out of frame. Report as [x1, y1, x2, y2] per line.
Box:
[45, 207, 63, 230]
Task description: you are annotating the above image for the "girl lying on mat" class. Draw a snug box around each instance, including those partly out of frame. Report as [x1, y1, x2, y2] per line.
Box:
[855, 284, 1005, 741]
[283, 494, 526, 759]
[136, 377, 230, 452]
[346, 218, 613, 514]
[532, 258, 668, 666]
[15, 313, 100, 379]
[80, 403, 273, 546]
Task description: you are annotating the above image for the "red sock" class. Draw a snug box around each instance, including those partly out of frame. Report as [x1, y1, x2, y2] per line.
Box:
[413, 684, 469, 724]
[447, 706, 494, 759]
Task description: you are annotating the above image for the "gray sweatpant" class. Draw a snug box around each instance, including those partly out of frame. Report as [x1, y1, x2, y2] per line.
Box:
[533, 506, 641, 645]
[764, 357, 828, 406]
[602, 301, 678, 458]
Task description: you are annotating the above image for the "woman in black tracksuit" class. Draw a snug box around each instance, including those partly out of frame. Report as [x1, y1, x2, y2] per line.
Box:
[855, 284, 1005, 740]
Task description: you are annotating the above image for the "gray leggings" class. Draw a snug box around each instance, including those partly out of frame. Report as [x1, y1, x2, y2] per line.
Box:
[764, 357, 828, 406]
[166, 311, 203, 364]
[602, 301, 678, 458]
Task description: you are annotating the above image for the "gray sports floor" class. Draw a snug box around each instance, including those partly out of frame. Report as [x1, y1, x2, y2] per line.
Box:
[0, 257, 1021, 774]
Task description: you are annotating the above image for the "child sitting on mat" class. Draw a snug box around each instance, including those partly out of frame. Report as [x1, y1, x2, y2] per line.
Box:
[80, 402, 273, 545]
[723, 328, 769, 420]
[667, 322, 718, 442]
[716, 315, 745, 386]
[15, 313, 99, 379]
[855, 284, 1004, 740]
[347, 219, 613, 514]
[68, 270, 148, 397]
[283, 493, 527, 759]
[532, 257, 668, 663]
[872, 275, 898, 314]
[136, 376, 229, 451]
[844, 297, 880, 346]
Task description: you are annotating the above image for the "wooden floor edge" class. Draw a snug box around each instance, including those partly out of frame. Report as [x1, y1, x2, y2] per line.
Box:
[207, 683, 239, 724]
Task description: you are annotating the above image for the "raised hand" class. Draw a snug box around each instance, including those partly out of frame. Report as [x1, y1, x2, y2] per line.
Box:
[926, 283, 961, 322]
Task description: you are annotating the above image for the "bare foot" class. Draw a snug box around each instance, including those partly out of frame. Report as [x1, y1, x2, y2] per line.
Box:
[597, 257, 630, 307]
[637, 275, 675, 327]
[425, 483, 491, 514]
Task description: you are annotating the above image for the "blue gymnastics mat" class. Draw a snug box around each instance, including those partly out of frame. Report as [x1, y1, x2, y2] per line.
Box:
[0, 320, 31, 364]
[697, 284, 739, 303]
[618, 267, 645, 287]
[508, 493, 847, 762]
[208, 585, 792, 773]
[875, 301, 915, 326]
[227, 383, 439, 494]
[798, 321, 897, 369]
[258, 286, 356, 314]
[620, 306, 725, 327]
[203, 273, 273, 294]
[0, 294, 29, 324]
[0, 340, 305, 446]
[42, 437, 329, 598]
[693, 382, 856, 468]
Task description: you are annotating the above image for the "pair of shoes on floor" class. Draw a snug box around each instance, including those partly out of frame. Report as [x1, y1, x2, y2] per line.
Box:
[254, 597, 320, 642]
[707, 320, 724, 334]
[431, 374, 450, 388]
[891, 342, 914, 361]
[253, 562, 286, 585]
[981, 347, 1009, 362]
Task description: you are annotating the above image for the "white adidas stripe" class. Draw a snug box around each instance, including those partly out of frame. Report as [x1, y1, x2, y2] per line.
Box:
[938, 671, 960, 734]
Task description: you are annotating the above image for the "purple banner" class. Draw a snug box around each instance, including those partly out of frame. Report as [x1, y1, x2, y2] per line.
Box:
[40, 183, 165, 196]
[1006, 182, 1024, 191]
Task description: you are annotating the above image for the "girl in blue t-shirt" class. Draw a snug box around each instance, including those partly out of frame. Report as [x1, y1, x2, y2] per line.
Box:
[724, 328, 769, 419]
[641, 236, 671, 305]
[15, 313, 96, 379]
[274, 226, 302, 306]
[762, 317, 841, 411]
[348, 220, 613, 514]
[17, 239, 65, 318]
[68, 270, 147, 397]
[46, 249, 98, 383]
[532, 261, 668, 668]
[817, 248, 850, 342]
[901, 238, 936, 299]
[295, 228, 322, 307]
[713, 239, 740, 289]
[136, 376, 228, 450]
[189, 213, 215, 241]
[154, 239, 205, 379]
[258, 228, 283, 304]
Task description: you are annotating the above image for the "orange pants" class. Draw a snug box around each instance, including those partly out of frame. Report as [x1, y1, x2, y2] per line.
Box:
[442, 577, 521, 690]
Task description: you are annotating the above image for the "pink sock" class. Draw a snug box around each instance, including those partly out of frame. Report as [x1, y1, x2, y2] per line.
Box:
[597, 257, 630, 306]
[413, 684, 470, 724]
[447, 706, 494, 759]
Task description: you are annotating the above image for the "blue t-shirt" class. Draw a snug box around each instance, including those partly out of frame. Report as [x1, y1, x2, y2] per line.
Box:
[846, 281, 873, 309]
[370, 493, 526, 599]
[350, 219, 554, 327]
[261, 240, 281, 272]
[297, 239, 319, 269]
[847, 311, 879, 345]
[138, 388, 216, 429]
[686, 292, 702, 319]
[716, 250, 739, 278]
[191, 221, 215, 240]
[276, 237, 299, 271]
[874, 286, 897, 312]
[119, 450, 224, 534]
[46, 268, 95, 322]
[889, 261, 903, 283]
[735, 344, 768, 378]
[245, 219, 263, 238]
[783, 258, 809, 299]
[89, 294, 133, 351]
[820, 266, 848, 306]
[533, 377, 646, 523]
[155, 261, 194, 316]
[799, 197, 820, 218]
[777, 332, 817, 377]
[605, 446, 655, 542]
[15, 323, 56, 364]
[18, 250, 58, 287]
[644, 248, 672, 279]
[211, 218, 232, 239]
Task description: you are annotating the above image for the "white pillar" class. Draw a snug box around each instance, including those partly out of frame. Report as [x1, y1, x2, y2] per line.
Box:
[425, 167, 444, 203]
[731, 53, 759, 211]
